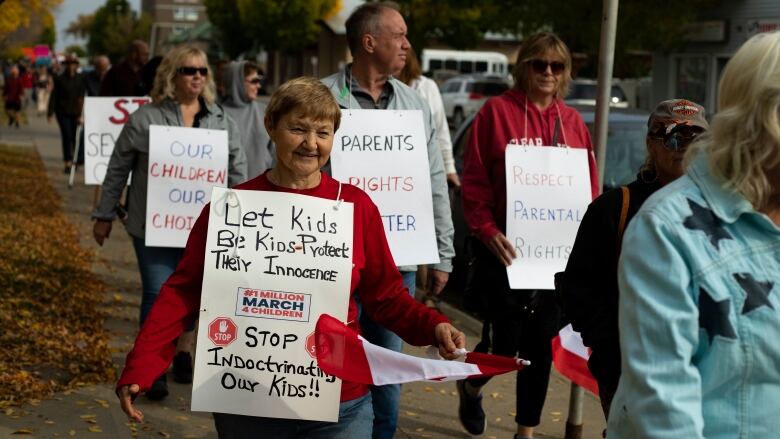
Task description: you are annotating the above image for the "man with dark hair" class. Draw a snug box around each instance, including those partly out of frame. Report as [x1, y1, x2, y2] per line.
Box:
[322, 3, 455, 438]
[100, 40, 149, 97]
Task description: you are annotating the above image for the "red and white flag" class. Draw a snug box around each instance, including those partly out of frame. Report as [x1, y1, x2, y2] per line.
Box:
[315, 314, 528, 385]
[552, 324, 599, 395]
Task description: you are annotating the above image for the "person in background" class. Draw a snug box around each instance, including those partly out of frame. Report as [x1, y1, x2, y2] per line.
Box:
[2, 65, 23, 127]
[608, 31, 780, 439]
[460, 32, 598, 439]
[221, 60, 274, 179]
[397, 47, 459, 188]
[100, 40, 149, 97]
[48, 55, 86, 172]
[561, 99, 708, 420]
[322, 3, 455, 437]
[34, 65, 52, 116]
[84, 56, 110, 97]
[114, 76, 466, 438]
[134, 56, 163, 97]
[92, 46, 247, 400]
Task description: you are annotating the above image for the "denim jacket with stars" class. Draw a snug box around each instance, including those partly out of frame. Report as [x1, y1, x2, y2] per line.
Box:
[606, 154, 780, 438]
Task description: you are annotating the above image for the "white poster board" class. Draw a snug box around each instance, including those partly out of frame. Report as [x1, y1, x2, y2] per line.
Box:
[83, 97, 151, 185]
[145, 125, 228, 248]
[504, 146, 591, 289]
[192, 187, 354, 422]
[330, 109, 439, 266]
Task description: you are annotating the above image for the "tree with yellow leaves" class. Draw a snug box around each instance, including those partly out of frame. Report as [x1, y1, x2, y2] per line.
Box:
[0, 0, 62, 53]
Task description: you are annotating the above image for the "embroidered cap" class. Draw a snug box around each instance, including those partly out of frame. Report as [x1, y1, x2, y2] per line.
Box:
[648, 99, 708, 135]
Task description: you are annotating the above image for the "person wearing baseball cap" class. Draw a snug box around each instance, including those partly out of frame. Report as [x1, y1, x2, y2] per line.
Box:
[559, 98, 708, 424]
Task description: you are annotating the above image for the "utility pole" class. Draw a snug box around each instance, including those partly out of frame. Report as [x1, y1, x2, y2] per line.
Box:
[565, 0, 619, 438]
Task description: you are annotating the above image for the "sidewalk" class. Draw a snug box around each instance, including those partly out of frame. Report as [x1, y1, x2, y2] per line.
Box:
[0, 112, 605, 438]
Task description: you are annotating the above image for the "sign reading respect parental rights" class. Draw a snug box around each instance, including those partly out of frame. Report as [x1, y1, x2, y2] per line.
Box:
[83, 97, 150, 185]
[504, 146, 591, 289]
[330, 109, 439, 266]
[192, 188, 354, 422]
[145, 125, 228, 248]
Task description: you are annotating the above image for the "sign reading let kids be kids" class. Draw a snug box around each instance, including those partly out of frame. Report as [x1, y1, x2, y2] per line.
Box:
[145, 125, 229, 248]
[192, 187, 354, 422]
[504, 146, 591, 289]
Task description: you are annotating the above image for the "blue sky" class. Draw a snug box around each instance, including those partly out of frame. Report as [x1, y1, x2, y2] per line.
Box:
[54, 0, 141, 51]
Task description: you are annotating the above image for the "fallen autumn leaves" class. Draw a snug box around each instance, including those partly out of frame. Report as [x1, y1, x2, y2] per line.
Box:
[0, 144, 115, 408]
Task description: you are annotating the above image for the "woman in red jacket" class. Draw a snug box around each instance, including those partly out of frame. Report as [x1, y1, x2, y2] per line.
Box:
[115, 77, 465, 438]
[459, 32, 598, 439]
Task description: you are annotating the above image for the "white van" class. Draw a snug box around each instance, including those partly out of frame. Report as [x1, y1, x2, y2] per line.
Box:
[421, 49, 509, 78]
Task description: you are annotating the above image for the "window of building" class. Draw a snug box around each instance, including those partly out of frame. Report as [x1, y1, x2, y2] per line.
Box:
[174, 7, 199, 21]
[674, 56, 709, 109]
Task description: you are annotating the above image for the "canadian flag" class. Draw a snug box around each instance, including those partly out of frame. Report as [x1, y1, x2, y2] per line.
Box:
[315, 314, 528, 385]
[552, 324, 599, 395]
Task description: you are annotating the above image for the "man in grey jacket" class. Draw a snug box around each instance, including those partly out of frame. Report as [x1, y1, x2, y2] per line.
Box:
[321, 3, 455, 438]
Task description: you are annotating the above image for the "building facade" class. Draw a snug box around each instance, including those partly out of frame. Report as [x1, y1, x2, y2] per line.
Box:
[652, 0, 780, 115]
[142, 0, 208, 56]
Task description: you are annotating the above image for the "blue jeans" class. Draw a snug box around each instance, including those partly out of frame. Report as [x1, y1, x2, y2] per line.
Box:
[131, 237, 184, 326]
[212, 394, 373, 438]
[359, 271, 416, 439]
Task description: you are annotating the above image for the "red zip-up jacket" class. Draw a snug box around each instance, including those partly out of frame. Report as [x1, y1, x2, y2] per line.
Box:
[462, 88, 599, 244]
[116, 172, 448, 402]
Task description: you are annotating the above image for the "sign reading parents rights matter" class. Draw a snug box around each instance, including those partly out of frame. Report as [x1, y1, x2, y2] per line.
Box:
[83, 96, 151, 185]
[192, 187, 353, 422]
[145, 125, 228, 247]
[330, 109, 439, 266]
[505, 147, 591, 289]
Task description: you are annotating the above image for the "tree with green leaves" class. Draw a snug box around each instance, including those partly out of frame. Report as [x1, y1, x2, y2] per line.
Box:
[204, 0, 340, 57]
[87, 0, 152, 62]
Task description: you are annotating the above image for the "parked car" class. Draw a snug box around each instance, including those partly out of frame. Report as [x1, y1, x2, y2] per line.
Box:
[445, 106, 650, 294]
[440, 74, 510, 128]
[565, 78, 629, 108]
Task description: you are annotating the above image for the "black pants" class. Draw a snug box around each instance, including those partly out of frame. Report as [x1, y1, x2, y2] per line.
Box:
[465, 240, 561, 427]
[56, 114, 80, 163]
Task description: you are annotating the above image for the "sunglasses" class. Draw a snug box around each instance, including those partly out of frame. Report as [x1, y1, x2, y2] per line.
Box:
[177, 66, 208, 76]
[246, 77, 263, 85]
[528, 59, 565, 75]
[652, 127, 703, 151]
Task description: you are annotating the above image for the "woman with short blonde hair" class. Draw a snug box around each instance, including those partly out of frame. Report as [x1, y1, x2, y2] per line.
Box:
[609, 31, 780, 438]
[114, 77, 465, 438]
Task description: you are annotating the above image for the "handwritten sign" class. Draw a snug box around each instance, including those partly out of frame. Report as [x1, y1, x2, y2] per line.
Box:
[192, 187, 354, 421]
[83, 97, 150, 185]
[504, 146, 591, 289]
[145, 125, 228, 248]
[330, 109, 438, 266]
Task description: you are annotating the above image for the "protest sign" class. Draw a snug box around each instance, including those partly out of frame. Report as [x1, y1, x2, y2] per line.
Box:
[192, 187, 354, 422]
[504, 146, 591, 289]
[145, 125, 228, 247]
[330, 109, 438, 266]
[83, 97, 150, 185]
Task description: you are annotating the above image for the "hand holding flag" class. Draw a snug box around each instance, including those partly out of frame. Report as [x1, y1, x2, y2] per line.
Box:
[315, 314, 529, 385]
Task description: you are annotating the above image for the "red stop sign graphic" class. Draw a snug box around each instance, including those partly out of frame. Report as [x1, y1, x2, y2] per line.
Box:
[208, 317, 238, 347]
[305, 331, 317, 359]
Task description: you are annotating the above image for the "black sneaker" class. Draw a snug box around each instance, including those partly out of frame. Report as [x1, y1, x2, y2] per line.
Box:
[172, 352, 193, 384]
[146, 374, 168, 400]
[456, 379, 486, 435]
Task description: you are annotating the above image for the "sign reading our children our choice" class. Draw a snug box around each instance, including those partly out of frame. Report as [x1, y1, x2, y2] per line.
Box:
[192, 187, 353, 422]
[504, 146, 591, 290]
[329, 109, 439, 267]
[145, 125, 228, 248]
[83, 97, 151, 185]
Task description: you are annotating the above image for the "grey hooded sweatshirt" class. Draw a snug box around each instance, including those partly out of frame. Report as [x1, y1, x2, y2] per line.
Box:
[221, 61, 274, 179]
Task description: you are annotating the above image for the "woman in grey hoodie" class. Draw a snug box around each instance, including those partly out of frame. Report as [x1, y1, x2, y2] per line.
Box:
[221, 60, 274, 179]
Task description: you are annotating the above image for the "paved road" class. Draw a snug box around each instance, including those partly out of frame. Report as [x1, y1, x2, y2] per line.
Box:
[0, 111, 605, 438]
